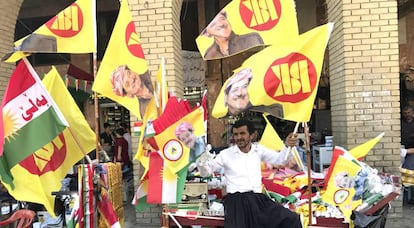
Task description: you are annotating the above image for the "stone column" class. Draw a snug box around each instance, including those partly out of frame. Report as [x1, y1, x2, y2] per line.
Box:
[327, 0, 402, 224]
[129, 0, 183, 226]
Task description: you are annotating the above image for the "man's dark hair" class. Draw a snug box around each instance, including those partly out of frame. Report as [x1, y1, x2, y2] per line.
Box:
[104, 122, 111, 129]
[403, 106, 414, 112]
[116, 128, 125, 136]
[232, 118, 255, 134]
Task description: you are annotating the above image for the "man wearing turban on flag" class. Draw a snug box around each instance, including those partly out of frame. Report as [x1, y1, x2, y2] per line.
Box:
[201, 10, 264, 60]
[110, 65, 154, 118]
[224, 68, 253, 116]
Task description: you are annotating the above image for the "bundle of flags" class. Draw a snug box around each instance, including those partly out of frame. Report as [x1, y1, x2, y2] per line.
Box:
[133, 94, 207, 210]
[0, 59, 96, 216]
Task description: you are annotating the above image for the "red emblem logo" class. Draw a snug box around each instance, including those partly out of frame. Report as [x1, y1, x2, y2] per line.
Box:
[239, 0, 282, 31]
[20, 133, 67, 175]
[46, 3, 83, 38]
[263, 53, 317, 103]
[125, 22, 145, 59]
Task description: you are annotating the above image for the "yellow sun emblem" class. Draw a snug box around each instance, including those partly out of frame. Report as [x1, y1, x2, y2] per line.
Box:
[2, 109, 19, 141]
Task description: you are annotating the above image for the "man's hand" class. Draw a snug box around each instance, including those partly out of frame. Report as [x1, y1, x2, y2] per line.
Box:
[198, 144, 213, 165]
[285, 133, 298, 147]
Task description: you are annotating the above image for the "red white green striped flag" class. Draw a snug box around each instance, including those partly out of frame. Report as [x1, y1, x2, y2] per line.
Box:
[147, 151, 187, 204]
[0, 58, 68, 187]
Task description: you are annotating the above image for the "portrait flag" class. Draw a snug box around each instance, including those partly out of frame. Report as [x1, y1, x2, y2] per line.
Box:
[2, 66, 95, 217]
[134, 57, 168, 171]
[92, 0, 151, 119]
[146, 103, 204, 204]
[196, 0, 299, 60]
[146, 99, 204, 174]
[0, 59, 68, 187]
[349, 132, 384, 160]
[212, 23, 334, 122]
[3, 0, 97, 62]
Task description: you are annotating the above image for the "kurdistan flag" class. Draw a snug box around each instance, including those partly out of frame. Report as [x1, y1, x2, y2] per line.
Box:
[3, 0, 96, 62]
[2, 66, 95, 217]
[146, 106, 204, 204]
[212, 23, 334, 122]
[0, 59, 68, 187]
[147, 151, 187, 204]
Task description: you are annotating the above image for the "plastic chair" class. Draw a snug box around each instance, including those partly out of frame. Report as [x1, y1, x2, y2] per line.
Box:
[0, 209, 35, 228]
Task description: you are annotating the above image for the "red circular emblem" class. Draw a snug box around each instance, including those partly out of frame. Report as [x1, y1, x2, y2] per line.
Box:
[263, 52, 317, 103]
[45, 3, 83, 38]
[125, 22, 145, 59]
[239, 0, 282, 31]
[20, 133, 67, 175]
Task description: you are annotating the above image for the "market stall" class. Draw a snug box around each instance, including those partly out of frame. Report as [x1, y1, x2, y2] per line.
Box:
[161, 145, 400, 228]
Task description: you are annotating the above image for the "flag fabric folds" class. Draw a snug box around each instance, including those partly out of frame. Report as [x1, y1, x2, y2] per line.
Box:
[321, 153, 362, 222]
[92, 0, 152, 119]
[147, 100, 205, 174]
[0, 59, 68, 188]
[1, 66, 95, 217]
[349, 132, 384, 160]
[212, 23, 334, 122]
[147, 151, 188, 204]
[196, 0, 298, 60]
[259, 114, 284, 151]
[3, 0, 96, 62]
[134, 96, 205, 206]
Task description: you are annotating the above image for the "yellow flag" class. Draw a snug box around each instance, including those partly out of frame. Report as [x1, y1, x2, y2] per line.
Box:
[212, 23, 333, 122]
[149, 107, 205, 173]
[196, 0, 298, 60]
[134, 98, 158, 172]
[259, 114, 284, 151]
[4, 67, 95, 216]
[321, 156, 362, 222]
[92, 0, 152, 119]
[3, 0, 96, 62]
[134, 58, 168, 173]
[349, 132, 384, 160]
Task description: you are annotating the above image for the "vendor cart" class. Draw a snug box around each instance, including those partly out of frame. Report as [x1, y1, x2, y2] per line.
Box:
[163, 175, 399, 228]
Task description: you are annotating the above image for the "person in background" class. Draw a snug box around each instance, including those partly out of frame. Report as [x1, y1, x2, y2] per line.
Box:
[113, 128, 131, 168]
[120, 122, 133, 161]
[100, 122, 114, 158]
[197, 118, 301, 228]
[175, 122, 206, 166]
[401, 106, 414, 204]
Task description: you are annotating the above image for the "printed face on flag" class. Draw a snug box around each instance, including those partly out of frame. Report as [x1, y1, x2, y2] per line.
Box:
[93, 0, 151, 119]
[212, 23, 333, 122]
[196, 0, 299, 60]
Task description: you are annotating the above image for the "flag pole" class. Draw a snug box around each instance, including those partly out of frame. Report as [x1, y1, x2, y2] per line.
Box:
[304, 122, 313, 225]
[285, 122, 300, 160]
[92, 0, 100, 162]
